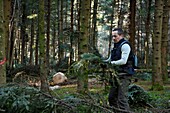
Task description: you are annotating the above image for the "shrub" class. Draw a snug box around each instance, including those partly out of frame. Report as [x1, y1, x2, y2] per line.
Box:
[128, 84, 152, 107]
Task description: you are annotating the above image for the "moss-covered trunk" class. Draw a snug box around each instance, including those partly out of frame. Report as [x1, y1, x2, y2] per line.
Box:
[39, 0, 48, 92]
[0, 0, 8, 84]
[77, 0, 91, 93]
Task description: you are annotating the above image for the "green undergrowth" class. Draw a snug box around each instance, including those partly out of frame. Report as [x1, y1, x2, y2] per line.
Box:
[149, 90, 170, 109]
[0, 73, 170, 113]
[0, 84, 114, 113]
[55, 81, 170, 112]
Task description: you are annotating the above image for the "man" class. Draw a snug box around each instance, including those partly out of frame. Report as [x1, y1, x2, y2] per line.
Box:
[104, 28, 135, 112]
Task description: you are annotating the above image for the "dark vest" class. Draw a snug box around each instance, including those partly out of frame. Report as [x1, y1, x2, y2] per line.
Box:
[111, 38, 135, 75]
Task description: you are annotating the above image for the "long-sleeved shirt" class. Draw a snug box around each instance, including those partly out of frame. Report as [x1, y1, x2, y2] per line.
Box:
[103, 44, 131, 65]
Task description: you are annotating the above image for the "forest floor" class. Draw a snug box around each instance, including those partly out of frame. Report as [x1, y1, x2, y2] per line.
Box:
[55, 75, 170, 113]
[131, 80, 170, 113]
[5, 69, 170, 113]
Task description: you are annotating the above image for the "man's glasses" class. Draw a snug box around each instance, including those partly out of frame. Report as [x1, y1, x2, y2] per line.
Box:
[112, 35, 118, 37]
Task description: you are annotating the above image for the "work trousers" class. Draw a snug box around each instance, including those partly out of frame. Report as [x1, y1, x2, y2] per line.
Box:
[108, 74, 131, 113]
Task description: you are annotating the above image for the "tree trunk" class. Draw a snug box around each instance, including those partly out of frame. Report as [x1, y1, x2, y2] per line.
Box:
[35, 26, 39, 65]
[152, 0, 164, 90]
[77, 0, 91, 94]
[161, 0, 170, 82]
[39, 0, 48, 92]
[108, 1, 115, 57]
[92, 0, 98, 47]
[52, 19, 56, 61]
[58, 0, 64, 62]
[129, 0, 136, 51]
[8, 9, 15, 69]
[77, 0, 81, 61]
[21, 1, 27, 65]
[3, 0, 11, 70]
[145, 0, 151, 68]
[117, 0, 123, 27]
[70, 0, 74, 65]
[29, 11, 34, 65]
[46, 0, 51, 74]
[0, 0, 8, 84]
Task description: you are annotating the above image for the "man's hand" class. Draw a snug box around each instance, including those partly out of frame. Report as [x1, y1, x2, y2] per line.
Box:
[111, 61, 115, 65]
[110, 61, 118, 69]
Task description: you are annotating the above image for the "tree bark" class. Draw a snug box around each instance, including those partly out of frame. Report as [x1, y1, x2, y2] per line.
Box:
[21, 1, 27, 65]
[39, 0, 48, 92]
[70, 0, 74, 66]
[0, 0, 8, 84]
[46, 0, 51, 75]
[58, 0, 64, 62]
[29, 10, 34, 65]
[161, 0, 170, 82]
[145, 0, 151, 68]
[92, 0, 98, 47]
[152, 0, 164, 90]
[129, 0, 136, 51]
[3, 0, 11, 70]
[77, 0, 91, 93]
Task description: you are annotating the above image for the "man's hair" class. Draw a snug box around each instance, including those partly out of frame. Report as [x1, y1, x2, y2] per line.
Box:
[112, 28, 124, 35]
